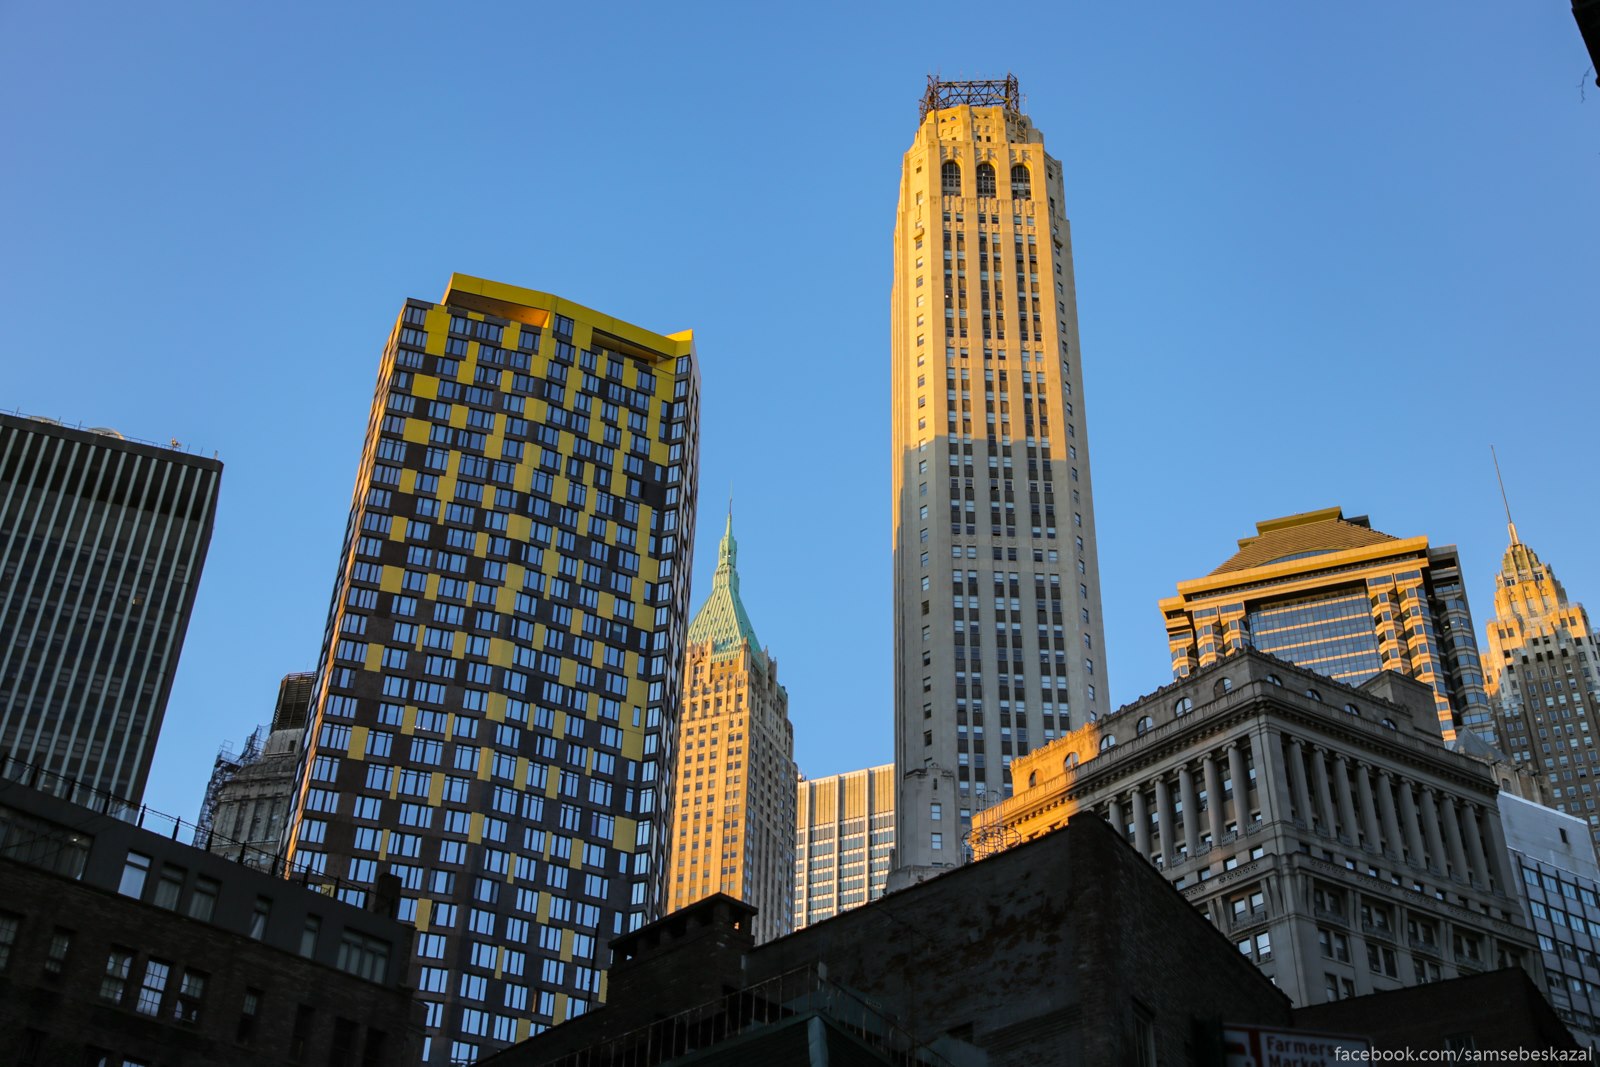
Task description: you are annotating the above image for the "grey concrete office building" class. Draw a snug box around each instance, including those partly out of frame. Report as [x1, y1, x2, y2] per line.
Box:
[0, 412, 220, 802]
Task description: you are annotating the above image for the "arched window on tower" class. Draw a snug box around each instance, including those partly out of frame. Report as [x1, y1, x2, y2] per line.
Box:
[1011, 164, 1031, 199]
[941, 160, 961, 195]
[976, 162, 996, 197]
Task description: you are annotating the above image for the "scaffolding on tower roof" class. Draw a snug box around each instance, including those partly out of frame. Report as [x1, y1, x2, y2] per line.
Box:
[920, 74, 1021, 120]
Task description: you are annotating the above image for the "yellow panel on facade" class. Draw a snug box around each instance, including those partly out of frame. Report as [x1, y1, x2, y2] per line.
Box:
[415, 898, 433, 932]
[379, 569, 402, 593]
[477, 747, 492, 782]
[349, 726, 369, 759]
[402, 419, 429, 443]
[428, 773, 445, 806]
[364, 646, 383, 672]
[392, 516, 408, 541]
[412, 377, 438, 401]
[468, 813, 483, 844]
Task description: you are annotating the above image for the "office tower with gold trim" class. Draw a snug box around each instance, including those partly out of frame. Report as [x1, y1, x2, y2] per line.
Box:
[1159, 507, 1490, 742]
[667, 512, 796, 944]
[285, 275, 699, 1064]
[891, 77, 1110, 881]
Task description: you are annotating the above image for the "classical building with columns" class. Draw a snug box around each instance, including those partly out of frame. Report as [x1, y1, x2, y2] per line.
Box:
[971, 649, 1542, 1007]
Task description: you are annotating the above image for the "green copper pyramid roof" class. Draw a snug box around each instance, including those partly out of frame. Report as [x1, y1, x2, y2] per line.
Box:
[686, 510, 763, 664]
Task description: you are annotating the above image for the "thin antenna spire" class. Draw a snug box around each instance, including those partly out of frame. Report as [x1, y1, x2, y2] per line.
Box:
[1492, 445, 1519, 545]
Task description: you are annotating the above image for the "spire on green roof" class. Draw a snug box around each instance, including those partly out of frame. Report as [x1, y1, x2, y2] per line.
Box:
[686, 502, 763, 663]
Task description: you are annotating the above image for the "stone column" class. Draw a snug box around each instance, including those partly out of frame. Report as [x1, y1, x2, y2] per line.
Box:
[1355, 762, 1383, 852]
[1255, 728, 1292, 825]
[1132, 786, 1151, 858]
[1376, 767, 1401, 857]
[1462, 804, 1493, 890]
[1204, 752, 1227, 846]
[1332, 754, 1360, 845]
[1287, 737, 1314, 827]
[1227, 743, 1251, 829]
[1311, 746, 1337, 838]
[1179, 765, 1200, 860]
[1397, 779, 1427, 870]
[1420, 787, 1448, 876]
[1479, 801, 1514, 893]
[1154, 774, 1175, 867]
[1439, 792, 1471, 882]
[1107, 794, 1125, 842]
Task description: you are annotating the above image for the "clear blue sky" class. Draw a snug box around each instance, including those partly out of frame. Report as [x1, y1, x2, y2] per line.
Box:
[2, 3, 1595, 822]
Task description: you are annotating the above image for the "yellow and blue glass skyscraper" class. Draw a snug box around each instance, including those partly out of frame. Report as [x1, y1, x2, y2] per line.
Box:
[285, 275, 699, 1064]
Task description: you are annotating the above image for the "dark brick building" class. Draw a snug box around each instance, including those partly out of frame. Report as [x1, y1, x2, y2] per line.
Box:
[482, 815, 1294, 1066]
[0, 760, 421, 1065]
[1296, 968, 1578, 1053]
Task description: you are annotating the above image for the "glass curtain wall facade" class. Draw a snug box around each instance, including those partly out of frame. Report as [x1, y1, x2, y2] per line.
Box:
[1161, 508, 1490, 742]
[1244, 591, 1383, 683]
[892, 77, 1110, 881]
[0, 413, 221, 802]
[284, 275, 699, 1065]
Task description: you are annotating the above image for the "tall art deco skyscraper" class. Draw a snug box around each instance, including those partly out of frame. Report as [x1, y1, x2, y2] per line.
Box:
[667, 511, 796, 944]
[1482, 514, 1600, 846]
[285, 275, 699, 1065]
[892, 77, 1111, 879]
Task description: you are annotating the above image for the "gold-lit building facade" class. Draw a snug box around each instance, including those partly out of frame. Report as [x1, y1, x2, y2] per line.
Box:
[972, 650, 1541, 1008]
[891, 76, 1110, 882]
[1483, 521, 1600, 847]
[1159, 507, 1491, 743]
[667, 514, 796, 944]
[284, 275, 699, 1064]
[794, 764, 895, 929]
